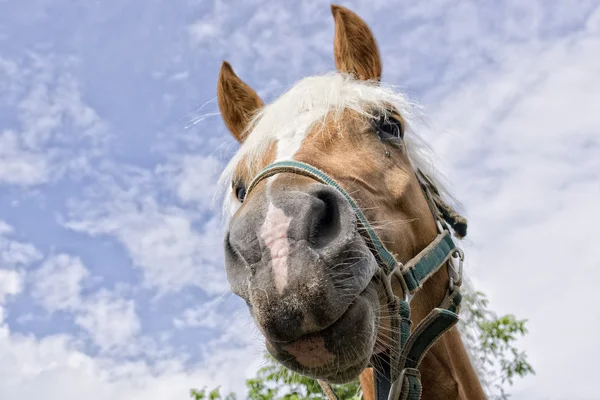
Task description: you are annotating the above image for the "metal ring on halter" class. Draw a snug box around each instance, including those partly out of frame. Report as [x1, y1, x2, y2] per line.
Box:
[448, 248, 464, 293]
[392, 263, 411, 303]
[379, 267, 403, 307]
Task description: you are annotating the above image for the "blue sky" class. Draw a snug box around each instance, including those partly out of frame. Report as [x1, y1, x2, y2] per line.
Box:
[1, 1, 599, 399]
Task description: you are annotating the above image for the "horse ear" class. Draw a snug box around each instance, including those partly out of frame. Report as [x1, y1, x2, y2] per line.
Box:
[217, 61, 264, 142]
[331, 4, 381, 80]
[331, 5, 382, 81]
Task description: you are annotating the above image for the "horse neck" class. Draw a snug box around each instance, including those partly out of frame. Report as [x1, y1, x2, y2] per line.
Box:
[403, 178, 487, 399]
[412, 267, 487, 400]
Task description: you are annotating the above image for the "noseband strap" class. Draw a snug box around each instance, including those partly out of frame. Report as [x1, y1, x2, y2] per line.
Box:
[247, 160, 465, 400]
[247, 160, 397, 272]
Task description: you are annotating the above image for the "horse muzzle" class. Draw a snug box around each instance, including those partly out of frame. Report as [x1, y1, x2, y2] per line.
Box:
[224, 178, 378, 345]
[264, 278, 380, 383]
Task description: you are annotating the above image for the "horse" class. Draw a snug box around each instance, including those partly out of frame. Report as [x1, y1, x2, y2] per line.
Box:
[216, 4, 486, 400]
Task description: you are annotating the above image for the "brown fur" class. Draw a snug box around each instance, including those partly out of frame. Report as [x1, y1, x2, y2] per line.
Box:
[359, 368, 375, 400]
[331, 4, 382, 81]
[217, 61, 263, 142]
[232, 141, 277, 187]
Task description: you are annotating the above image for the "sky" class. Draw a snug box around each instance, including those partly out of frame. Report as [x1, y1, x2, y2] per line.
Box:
[1, 0, 599, 399]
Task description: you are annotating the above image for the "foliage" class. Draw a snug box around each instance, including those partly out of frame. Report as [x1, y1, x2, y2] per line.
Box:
[190, 355, 360, 400]
[191, 387, 236, 400]
[459, 288, 535, 399]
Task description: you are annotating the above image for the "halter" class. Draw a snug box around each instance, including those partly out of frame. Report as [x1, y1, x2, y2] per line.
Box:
[246, 160, 465, 400]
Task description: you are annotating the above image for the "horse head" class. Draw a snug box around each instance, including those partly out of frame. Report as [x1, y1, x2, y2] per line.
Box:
[216, 5, 484, 399]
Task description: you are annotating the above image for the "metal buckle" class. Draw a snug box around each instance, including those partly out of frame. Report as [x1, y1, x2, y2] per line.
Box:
[448, 247, 464, 292]
[391, 262, 411, 303]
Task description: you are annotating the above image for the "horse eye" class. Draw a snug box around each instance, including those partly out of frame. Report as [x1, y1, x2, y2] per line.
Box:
[233, 182, 247, 202]
[375, 113, 403, 140]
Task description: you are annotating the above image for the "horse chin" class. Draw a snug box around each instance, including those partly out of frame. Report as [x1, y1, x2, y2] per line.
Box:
[264, 280, 380, 384]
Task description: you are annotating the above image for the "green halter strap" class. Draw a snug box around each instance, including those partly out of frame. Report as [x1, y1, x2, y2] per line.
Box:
[247, 160, 465, 400]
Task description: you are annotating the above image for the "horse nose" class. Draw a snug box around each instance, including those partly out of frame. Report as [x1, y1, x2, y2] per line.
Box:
[253, 185, 355, 342]
[278, 184, 352, 259]
[226, 182, 358, 343]
[228, 183, 352, 268]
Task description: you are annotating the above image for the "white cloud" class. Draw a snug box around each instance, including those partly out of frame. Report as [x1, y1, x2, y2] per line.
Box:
[0, 221, 40, 323]
[0, 54, 110, 186]
[67, 204, 227, 296]
[17, 71, 107, 149]
[156, 154, 222, 208]
[0, 329, 261, 400]
[0, 219, 259, 398]
[0, 130, 51, 185]
[173, 295, 225, 330]
[29, 254, 144, 355]
[188, 19, 221, 44]
[31, 254, 88, 312]
[0, 221, 43, 267]
[0, 270, 23, 324]
[64, 164, 228, 295]
[75, 290, 141, 354]
[186, 0, 338, 95]
[0, 221, 258, 399]
[0, 270, 22, 302]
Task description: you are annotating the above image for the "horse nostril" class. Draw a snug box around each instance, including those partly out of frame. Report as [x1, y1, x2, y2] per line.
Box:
[309, 188, 342, 248]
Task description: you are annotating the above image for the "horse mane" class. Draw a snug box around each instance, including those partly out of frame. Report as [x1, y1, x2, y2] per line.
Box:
[217, 72, 460, 219]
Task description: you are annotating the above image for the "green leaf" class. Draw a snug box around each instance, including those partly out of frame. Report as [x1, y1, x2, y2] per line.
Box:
[459, 288, 535, 399]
